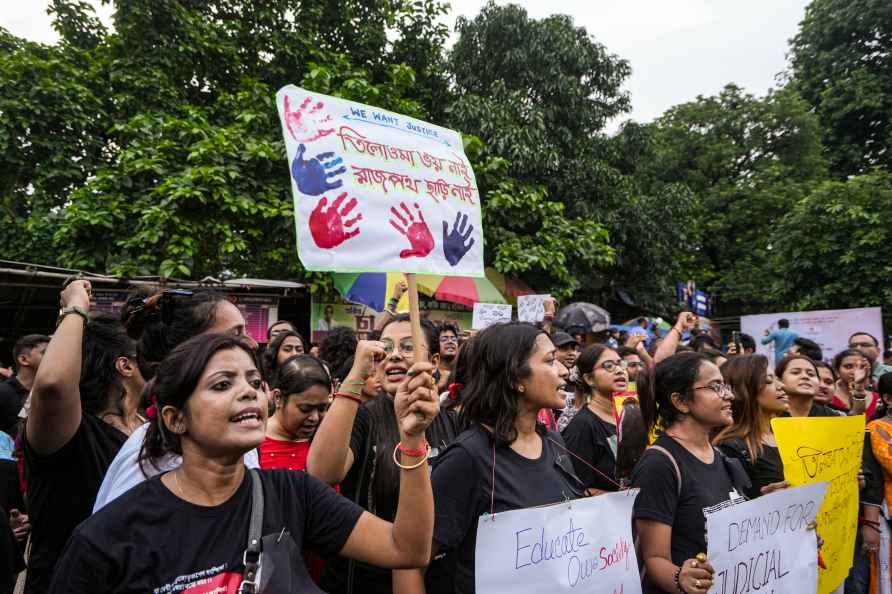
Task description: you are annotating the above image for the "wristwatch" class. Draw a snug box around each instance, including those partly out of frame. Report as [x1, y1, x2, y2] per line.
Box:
[57, 305, 89, 327]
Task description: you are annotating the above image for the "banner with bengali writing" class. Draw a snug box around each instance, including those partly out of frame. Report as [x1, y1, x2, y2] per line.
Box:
[276, 86, 484, 276]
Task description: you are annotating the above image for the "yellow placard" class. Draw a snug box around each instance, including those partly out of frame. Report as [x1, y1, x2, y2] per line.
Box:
[771, 415, 865, 594]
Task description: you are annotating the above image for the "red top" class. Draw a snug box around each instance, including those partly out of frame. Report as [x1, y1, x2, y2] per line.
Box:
[830, 391, 880, 418]
[258, 437, 311, 471]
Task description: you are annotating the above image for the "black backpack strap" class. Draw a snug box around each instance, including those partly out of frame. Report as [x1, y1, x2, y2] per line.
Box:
[648, 445, 682, 497]
[239, 469, 264, 594]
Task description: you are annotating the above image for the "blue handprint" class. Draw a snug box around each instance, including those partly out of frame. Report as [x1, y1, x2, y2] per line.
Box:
[442, 212, 475, 266]
[290, 143, 346, 196]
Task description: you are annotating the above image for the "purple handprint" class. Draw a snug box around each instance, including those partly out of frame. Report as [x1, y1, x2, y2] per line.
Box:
[442, 212, 475, 266]
[291, 144, 346, 196]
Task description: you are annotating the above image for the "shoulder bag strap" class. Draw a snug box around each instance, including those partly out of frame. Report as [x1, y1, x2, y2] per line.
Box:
[648, 445, 682, 497]
[239, 469, 264, 594]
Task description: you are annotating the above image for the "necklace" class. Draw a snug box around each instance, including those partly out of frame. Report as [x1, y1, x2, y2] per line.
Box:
[172, 469, 186, 499]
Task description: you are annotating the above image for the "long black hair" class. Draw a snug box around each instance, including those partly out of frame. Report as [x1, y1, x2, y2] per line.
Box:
[81, 313, 137, 416]
[639, 351, 709, 432]
[365, 314, 438, 521]
[139, 333, 259, 474]
[442, 334, 478, 411]
[263, 330, 306, 379]
[121, 289, 227, 380]
[460, 322, 547, 445]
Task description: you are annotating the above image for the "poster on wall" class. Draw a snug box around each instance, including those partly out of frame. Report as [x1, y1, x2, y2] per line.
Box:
[229, 295, 278, 344]
[740, 307, 883, 365]
[310, 295, 472, 344]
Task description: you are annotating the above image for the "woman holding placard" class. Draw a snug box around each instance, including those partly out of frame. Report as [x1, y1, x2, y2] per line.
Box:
[397, 322, 582, 594]
[633, 352, 751, 594]
[713, 355, 789, 499]
[307, 314, 461, 594]
[561, 344, 630, 494]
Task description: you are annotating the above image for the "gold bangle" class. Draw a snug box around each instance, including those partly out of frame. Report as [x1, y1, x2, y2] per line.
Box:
[392, 442, 429, 470]
[341, 386, 362, 397]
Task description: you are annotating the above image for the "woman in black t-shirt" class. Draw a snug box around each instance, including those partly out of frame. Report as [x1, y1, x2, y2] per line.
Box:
[397, 322, 583, 594]
[561, 344, 629, 494]
[776, 354, 840, 418]
[713, 355, 789, 499]
[50, 332, 439, 593]
[632, 352, 739, 594]
[307, 314, 460, 594]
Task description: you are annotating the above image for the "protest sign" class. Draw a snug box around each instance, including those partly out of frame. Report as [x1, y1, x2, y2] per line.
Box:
[771, 415, 864, 594]
[517, 294, 551, 323]
[705, 482, 828, 594]
[276, 86, 483, 277]
[472, 303, 512, 330]
[475, 490, 641, 594]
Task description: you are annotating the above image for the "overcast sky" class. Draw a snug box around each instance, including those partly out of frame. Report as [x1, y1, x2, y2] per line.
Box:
[1, 0, 811, 130]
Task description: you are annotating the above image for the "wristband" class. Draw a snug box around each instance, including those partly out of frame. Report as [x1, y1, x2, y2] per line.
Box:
[343, 379, 366, 386]
[57, 305, 89, 327]
[389, 297, 400, 306]
[673, 567, 687, 593]
[334, 392, 363, 405]
[397, 441, 429, 457]
[392, 441, 429, 470]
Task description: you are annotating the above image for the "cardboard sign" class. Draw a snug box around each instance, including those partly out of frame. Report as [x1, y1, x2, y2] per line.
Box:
[705, 482, 828, 594]
[276, 86, 483, 276]
[475, 491, 641, 594]
[772, 415, 864, 594]
[517, 294, 551, 323]
[472, 303, 512, 330]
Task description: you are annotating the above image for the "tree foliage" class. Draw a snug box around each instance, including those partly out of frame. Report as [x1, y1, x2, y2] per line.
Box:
[790, 0, 892, 176]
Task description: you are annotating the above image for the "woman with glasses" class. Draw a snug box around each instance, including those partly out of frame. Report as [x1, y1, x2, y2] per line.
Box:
[713, 355, 789, 499]
[633, 352, 749, 594]
[307, 314, 461, 594]
[561, 345, 630, 494]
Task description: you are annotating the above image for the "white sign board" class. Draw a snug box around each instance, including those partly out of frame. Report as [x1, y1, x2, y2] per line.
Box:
[475, 490, 641, 594]
[276, 85, 483, 276]
[740, 307, 883, 366]
[706, 482, 828, 594]
[473, 303, 512, 330]
[517, 295, 551, 323]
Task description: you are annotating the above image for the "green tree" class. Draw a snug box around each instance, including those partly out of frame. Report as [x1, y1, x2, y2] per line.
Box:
[770, 172, 892, 309]
[790, 0, 892, 176]
[643, 85, 827, 308]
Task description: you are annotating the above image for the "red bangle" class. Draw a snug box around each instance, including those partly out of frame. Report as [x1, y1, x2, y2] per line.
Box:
[334, 392, 363, 405]
[397, 441, 429, 458]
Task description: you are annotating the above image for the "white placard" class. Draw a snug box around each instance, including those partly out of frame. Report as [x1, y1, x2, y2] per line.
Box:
[475, 490, 641, 594]
[706, 482, 828, 594]
[740, 307, 883, 366]
[517, 295, 551, 323]
[472, 303, 512, 330]
[276, 85, 483, 276]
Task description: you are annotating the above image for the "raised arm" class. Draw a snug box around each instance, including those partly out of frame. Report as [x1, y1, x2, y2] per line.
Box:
[374, 281, 407, 332]
[653, 312, 696, 364]
[26, 281, 92, 454]
[339, 361, 439, 568]
[307, 340, 382, 484]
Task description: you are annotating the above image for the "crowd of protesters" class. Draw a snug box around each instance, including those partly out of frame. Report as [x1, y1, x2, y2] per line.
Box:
[0, 281, 890, 594]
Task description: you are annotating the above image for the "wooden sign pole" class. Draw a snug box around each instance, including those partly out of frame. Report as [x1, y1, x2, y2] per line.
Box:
[405, 273, 427, 363]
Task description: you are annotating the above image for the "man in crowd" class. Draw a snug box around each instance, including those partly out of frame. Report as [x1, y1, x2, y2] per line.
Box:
[788, 336, 823, 362]
[434, 323, 460, 390]
[0, 334, 49, 436]
[617, 346, 645, 383]
[551, 331, 580, 370]
[762, 318, 798, 360]
[848, 331, 892, 381]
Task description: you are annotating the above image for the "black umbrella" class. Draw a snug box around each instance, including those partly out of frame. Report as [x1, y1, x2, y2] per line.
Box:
[554, 302, 611, 333]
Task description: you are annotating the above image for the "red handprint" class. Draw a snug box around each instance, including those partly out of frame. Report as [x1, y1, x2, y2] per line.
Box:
[309, 193, 361, 249]
[389, 202, 434, 259]
[284, 95, 335, 143]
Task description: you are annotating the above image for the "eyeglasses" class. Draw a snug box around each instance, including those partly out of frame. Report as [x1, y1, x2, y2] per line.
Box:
[598, 360, 629, 372]
[849, 342, 875, 349]
[439, 335, 458, 344]
[694, 382, 732, 396]
[626, 361, 645, 369]
[381, 338, 415, 358]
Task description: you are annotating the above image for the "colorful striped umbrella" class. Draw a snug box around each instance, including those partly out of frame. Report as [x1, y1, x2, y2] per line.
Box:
[331, 270, 516, 311]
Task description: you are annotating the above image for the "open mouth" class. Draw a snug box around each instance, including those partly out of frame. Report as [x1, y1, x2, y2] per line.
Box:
[385, 367, 407, 383]
[230, 408, 263, 428]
